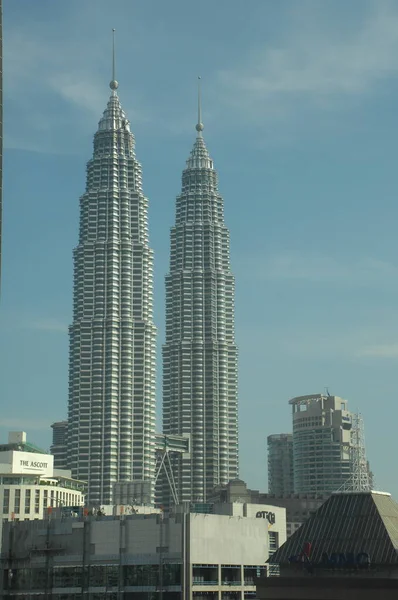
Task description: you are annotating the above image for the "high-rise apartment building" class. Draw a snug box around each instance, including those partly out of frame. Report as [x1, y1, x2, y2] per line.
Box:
[50, 421, 68, 470]
[162, 89, 239, 503]
[290, 394, 369, 495]
[267, 433, 294, 496]
[68, 66, 156, 505]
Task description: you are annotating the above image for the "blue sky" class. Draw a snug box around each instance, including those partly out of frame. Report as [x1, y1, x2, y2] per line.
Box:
[2, 0, 398, 496]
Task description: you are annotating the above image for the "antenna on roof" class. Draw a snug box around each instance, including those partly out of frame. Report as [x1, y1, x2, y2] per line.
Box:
[110, 28, 119, 91]
[195, 76, 204, 136]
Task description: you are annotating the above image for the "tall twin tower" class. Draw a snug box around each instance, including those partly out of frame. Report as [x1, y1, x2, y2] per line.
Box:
[67, 62, 238, 505]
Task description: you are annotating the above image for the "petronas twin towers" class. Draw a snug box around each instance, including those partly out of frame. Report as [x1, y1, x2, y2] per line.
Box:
[163, 120, 239, 502]
[68, 66, 238, 505]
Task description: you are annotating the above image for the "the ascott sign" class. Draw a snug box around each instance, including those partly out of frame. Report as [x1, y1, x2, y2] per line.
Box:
[11, 451, 54, 477]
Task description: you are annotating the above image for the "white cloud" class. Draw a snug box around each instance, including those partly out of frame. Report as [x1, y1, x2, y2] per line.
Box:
[245, 326, 398, 362]
[4, 21, 110, 113]
[47, 73, 107, 118]
[217, 1, 398, 119]
[6, 1, 398, 153]
[356, 343, 398, 358]
[29, 318, 68, 334]
[0, 418, 51, 432]
[3, 19, 150, 153]
[238, 253, 398, 285]
[0, 312, 69, 334]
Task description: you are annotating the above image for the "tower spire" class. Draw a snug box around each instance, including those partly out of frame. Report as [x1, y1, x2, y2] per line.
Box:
[110, 28, 119, 91]
[196, 76, 204, 136]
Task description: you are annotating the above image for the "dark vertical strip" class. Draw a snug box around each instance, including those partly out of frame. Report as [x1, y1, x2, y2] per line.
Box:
[0, 0, 3, 295]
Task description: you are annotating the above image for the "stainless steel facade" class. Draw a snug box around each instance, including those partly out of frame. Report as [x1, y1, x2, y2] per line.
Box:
[162, 116, 239, 503]
[68, 79, 156, 505]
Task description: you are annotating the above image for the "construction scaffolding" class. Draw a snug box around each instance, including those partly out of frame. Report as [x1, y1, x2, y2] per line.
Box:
[339, 412, 371, 493]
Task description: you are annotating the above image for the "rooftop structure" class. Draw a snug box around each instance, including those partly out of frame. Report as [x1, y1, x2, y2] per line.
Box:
[260, 492, 330, 538]
[208, 479, 329, 538]
[0, 431, 47, 456]
[256, 491, 398, 599]
[161, 80, 239, 504]
[67, 33, 156, 505]
[269, 490, 398, 567]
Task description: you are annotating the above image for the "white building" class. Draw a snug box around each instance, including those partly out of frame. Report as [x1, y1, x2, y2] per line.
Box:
[162, 88, 239, 504]
[0, 432, 85, 543]
[68, 66, 157, 504]
[1, 501, 286, 598]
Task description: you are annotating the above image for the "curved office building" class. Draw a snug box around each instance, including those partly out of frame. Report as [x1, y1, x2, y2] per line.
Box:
[290, 394, 368, 494]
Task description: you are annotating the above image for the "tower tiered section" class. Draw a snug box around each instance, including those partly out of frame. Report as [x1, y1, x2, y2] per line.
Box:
[68, 70, 156, 505]
[162, 87, 239, 503]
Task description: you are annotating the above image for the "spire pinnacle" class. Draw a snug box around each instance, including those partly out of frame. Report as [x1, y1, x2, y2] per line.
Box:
[196, 76, 204, 136]
[110, 28, 119, 91]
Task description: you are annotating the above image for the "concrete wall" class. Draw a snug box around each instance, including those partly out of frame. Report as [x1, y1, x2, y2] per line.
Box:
[47, 514, 183, 560]
[2, 510, 285, 564]
[189, 513, 270, 565]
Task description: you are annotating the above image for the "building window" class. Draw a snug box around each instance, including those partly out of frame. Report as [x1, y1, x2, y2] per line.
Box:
[192, 565, 218, 586]
[3, 489, 9, 514]
[50, 490, 55, 508]
[43, 489, 48, 509]
[25, 489, 31, 514]
[35, 490, 40, 514]
[14, 489, 21, 514]
[269, 531, 279, 553]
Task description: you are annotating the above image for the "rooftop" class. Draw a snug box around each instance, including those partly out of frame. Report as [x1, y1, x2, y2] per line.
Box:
[0, 441, 47, 455]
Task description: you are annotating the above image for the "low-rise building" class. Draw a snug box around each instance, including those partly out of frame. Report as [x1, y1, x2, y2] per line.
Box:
[0, 500, 286, 599]
[257, 490, 398, 600]
[0, 432, 85, 544]
[208, 480, 328, 538]
[259, 492, 330, 537]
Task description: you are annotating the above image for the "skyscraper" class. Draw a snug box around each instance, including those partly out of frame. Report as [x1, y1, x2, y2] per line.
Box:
[162, 83, 239, 503]
[51, 420, 68, 470]
[68, 44, 156, 505]
[267, 433, 294, 495]
[290, 394, 370, 495]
